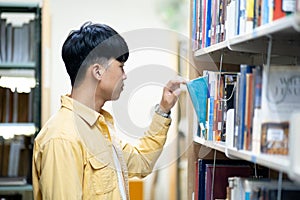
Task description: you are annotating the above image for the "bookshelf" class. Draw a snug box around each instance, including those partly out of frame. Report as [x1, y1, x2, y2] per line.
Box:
[0, 2, 41, 197]
[188, 0, 300, 199]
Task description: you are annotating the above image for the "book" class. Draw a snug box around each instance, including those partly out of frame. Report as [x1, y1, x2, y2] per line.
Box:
[233, 73, 241, 148]
[261, 0, 269, 25]
[253, 65, 263, 109]
[186, 76, 208, 138]
[251, 66, 263, 154]
[196, 159, 253, 200]
[207, 71, 217, 140]
[210, 0, 218, 45]
[214, 73, 224, 141]
[198, 0, 203, 48]
[8, 140, 22, 177]
[192, 0, 198, 50]
[205, 0, 212, 47]
[18, 92, 30, 122]
[273, 0, 286, 20]
[205, 164, 252, 200]
[218, 0, 226, 43]
[260, 65, 300, 155]
[245, 0, 255, 33]
[239, 0, 247, 34]
[0, 87, 4, 122]
[254, 0, 262, 28]
[29, 20, 36, 62]
[237, 65, 254, 150]
[244, 73, 253, 150]
[228, 177, 300, 200]
[194, 161, 199, 200]
[6, 23, 13, 62]
[202, 0, 207, 48]
[0, 19, 6, 62]
[12, 91, 18, 123]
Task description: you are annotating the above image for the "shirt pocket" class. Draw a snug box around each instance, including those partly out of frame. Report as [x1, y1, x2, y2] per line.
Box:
[89, 157, 117, 195]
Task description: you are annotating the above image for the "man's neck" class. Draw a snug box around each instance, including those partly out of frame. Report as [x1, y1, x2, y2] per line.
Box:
[70, 86, 104, 112]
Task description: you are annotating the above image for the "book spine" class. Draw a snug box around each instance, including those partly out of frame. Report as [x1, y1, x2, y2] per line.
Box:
[205, 0, 212, 47]
[237, 65, 253, 150]
[202, 0, 207, 48]
[273, 0, 286, 20]
[198, 0, 203, 48]
[207, 72, 216, 141]
[245, 73, 254, 150]
[234, 73, 241, 148]
[261, 0, 269, 25]
[239, 0, 246, 34]
[254, 0, 262, 28]
[192, 0, 198, 50]
[194, 161, 199, 200]
[246, 0, 255, 33]
[236, 0, 241, 35]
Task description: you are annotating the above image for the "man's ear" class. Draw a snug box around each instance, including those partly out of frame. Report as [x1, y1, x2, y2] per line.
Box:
[91, 63, 105, 81]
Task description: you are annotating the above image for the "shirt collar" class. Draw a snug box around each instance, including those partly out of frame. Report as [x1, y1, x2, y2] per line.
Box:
[60, 95, 114, 126]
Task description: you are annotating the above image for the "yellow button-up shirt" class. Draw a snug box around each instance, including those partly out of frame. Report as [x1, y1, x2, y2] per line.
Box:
[32, 95, 171, 200]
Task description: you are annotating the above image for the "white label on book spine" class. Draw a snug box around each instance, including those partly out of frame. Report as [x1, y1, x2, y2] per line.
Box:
[267, 128, 284, 141]
[218, 122, 222, 130]
[282, 0, 296, 12]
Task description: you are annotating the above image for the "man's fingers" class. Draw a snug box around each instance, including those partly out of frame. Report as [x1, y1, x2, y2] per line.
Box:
[166, 80, 186, 92]
[172, 88, 182, 97]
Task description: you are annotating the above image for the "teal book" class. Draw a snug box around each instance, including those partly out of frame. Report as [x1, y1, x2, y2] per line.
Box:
[186, 76, 208, 138]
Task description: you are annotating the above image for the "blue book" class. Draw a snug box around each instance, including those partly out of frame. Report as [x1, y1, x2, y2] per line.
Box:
[237, 65, 254, 150]
[253, 65, 262, 109]
[261, 0, 269, 25]
[205, 0, 212, 47]
[206, 71, 217, 141]
[192, 0, 197, 50]
[186, 76, 208, 138]
[236, 0, 240, 35]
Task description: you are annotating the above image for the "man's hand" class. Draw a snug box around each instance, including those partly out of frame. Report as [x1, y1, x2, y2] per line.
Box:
[159, 80, 186, 113]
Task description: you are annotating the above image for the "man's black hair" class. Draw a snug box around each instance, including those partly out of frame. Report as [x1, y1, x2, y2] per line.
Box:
[62, 22, 129, 86]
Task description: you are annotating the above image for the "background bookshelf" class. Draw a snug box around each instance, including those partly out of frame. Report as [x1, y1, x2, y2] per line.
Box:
[188, 0, 300, 199]
[0, 2, 41, 198]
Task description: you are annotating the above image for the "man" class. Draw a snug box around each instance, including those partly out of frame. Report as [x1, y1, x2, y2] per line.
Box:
[32, 22, 183, 199]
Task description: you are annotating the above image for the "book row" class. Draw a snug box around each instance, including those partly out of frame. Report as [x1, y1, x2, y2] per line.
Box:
[0, 18, 36, 63]
[194, 159, 300, 200]
[186, 64, 300, 155]
[192, 0, 300, 50]
[0, 86, 34, 123]
[0, 134, 32, 183]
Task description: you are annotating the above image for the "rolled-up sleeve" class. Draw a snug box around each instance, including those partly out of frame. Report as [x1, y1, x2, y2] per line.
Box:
[122, 113, 172, 178]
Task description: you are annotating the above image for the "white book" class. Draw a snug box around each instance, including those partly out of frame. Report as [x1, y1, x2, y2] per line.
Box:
[260, 65, 300, 154]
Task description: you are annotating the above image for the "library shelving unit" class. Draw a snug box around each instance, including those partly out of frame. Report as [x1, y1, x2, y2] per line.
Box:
[0, 2, 41, 198]
[187, 1, 300, 199]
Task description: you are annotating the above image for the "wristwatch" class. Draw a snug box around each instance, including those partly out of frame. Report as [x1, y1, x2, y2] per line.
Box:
[154, 104, 171, 118]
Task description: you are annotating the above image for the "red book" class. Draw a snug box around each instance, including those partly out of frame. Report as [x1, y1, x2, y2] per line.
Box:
[273, 0, 286, 20]
[205, 164, 252, 200]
